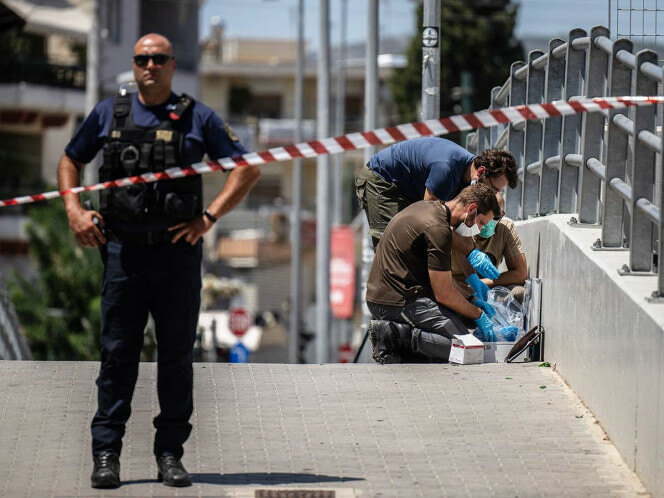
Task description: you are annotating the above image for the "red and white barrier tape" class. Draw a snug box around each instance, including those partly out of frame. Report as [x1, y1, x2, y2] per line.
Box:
[2, 96, 662, 208]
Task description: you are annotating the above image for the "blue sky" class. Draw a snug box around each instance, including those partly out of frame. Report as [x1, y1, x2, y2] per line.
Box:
[199, 0, 613, 47]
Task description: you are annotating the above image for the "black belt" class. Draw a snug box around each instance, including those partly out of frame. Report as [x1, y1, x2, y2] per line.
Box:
[106, 228, 172, 245]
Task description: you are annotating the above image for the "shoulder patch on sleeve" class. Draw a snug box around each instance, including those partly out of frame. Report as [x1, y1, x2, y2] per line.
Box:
[223, 122, 240, 142]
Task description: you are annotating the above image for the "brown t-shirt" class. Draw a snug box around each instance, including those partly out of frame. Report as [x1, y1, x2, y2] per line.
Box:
[451, 217, 524, 281]
[366, 200, 452, 306]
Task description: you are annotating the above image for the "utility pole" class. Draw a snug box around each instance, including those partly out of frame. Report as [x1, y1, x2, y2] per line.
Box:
[331, 0, 348, 358]
[358, 0, 379, 362]
[421, 0, 441, 120]
[84, 0, 101, 186]
[333, 0, 347, 225]
[316, 0, 331, 364]
[289, 0, 305, 364]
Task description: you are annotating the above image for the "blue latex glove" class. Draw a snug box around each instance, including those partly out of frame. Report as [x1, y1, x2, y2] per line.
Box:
[498, 326, 519, 342]
[467, 249, 500, 280]
[474, 311, 496, 342]
[473, 298, 495, 318]
[466, 273, 489, 301]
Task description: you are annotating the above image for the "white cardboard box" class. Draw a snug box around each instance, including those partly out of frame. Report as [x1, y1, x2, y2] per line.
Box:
[483, 341, 528, 363]
[449, 333, 484, 364]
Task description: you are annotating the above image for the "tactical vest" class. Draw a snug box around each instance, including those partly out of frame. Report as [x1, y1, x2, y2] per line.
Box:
[98, 92, 203, 224]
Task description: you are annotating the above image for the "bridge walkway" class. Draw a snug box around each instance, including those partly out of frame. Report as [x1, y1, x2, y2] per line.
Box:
[0, 361, 648, 497]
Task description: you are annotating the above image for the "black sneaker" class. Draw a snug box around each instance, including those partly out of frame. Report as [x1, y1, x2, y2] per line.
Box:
[91, 451, 120, 489]
[369, 320, 402, 364]
[156, 454, 192, 487]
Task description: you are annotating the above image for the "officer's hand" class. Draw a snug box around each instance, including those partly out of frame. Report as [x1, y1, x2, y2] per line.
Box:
[168, 215, 214, 245]
[68, 207, 106, 247]
[467, 249, 500, 280]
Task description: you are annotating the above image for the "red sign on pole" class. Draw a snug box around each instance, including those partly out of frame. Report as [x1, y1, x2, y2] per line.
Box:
[329, 225, 356, 320]
[228, 308, 252, 337]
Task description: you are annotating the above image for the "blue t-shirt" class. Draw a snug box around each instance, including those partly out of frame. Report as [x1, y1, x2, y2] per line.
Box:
[368, 137, 475, 202]
[65, 92, 248, 167]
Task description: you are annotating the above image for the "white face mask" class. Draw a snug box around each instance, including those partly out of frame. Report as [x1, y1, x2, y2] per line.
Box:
[455, 210, 481, 237]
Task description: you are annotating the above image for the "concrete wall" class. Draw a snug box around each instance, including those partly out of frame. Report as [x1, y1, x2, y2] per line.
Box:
[515, 214, 664, 497]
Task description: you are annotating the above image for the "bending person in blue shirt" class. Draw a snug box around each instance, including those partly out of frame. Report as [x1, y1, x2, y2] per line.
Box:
[355, 136, 518, 278]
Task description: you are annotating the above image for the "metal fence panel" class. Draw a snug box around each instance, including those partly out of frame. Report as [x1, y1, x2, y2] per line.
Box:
[522, 50, 546, 218]
[630, 50, 659, 272]
[602, 39, 634, 248]
[539, 39, 566, 215]
[505, 61, 527, 219]
[557, 29, 588, 213]
[578, 26, 610, 224]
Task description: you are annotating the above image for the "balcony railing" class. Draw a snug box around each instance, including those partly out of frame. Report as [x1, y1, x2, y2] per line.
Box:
[0, 58, 85, 90]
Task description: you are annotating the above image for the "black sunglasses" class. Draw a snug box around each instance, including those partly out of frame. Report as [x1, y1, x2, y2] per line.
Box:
[132, 54, 173, 67]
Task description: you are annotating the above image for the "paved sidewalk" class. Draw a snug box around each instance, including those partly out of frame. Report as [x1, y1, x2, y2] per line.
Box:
[0, 361, 649, 497]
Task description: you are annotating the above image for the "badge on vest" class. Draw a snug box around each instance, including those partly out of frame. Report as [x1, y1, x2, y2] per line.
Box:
[111, 130, 121, 139]
[155, 130, 173, 142]
[223, 122, 240, 142]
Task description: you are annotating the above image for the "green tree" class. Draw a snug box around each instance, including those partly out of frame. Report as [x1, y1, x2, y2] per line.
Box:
[8, 196, 103, 360]
[390, 0, 523, 125]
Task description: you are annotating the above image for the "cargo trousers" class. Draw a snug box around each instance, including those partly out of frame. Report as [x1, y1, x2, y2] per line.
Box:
[355, 165, 415, 248]
[367, 296, 471, 362]
[91, 239, 202, 459]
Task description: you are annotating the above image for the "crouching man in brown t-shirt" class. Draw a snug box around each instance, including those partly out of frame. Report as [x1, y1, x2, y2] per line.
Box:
[366, 183, 501, 364]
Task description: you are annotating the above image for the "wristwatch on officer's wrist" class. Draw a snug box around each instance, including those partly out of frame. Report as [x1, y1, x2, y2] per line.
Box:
[203, 210, 217, 224]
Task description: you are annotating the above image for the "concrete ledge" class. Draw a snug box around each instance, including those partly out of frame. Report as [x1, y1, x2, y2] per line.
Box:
[516, 214, 664, 497]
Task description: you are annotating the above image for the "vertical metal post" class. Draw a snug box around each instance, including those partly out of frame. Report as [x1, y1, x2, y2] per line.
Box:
[505, 62, 526, 220]
[466, 133, 477, 154]
[421, 0, 441, 120]
[658, 65, 664, 296]
[522, 50, 545, 219]
[289, 0, 305, 364]
[489, 86, 502, 149]
[84, 0, 100, 187]
[602, 38, 633, 248]
[316, 0, 331, 363]
[334, 0, 347, 225]
[578, 26, 610, 224]
[539, 39, 565, 215]
[557, 28, 588, 213]
[358, 0, 379, 362]
[629, 49, 658, 272]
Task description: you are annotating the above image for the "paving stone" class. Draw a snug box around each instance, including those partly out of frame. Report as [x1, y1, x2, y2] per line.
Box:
[0, 361, 650, 497]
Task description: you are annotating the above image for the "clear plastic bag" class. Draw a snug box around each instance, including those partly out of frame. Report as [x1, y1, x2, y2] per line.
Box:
[486, 286, 524, 341]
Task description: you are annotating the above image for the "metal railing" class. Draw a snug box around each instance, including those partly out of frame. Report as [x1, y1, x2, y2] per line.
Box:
[0, 277, 31, 360]
[467, 25, 664, 301]
[0, 58, 86, 90]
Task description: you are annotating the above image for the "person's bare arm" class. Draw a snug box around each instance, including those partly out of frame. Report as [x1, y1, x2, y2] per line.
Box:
[423, 188, 438, 201]
[429, 269, 482, 320]
[484, 253, 527, 288]
[452, 247, 477, 277]
[170, 165, 261, 245]
[452, 231, 474, 257]
[57, 153, 106, 247]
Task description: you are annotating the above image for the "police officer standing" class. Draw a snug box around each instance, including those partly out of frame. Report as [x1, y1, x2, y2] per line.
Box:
[57, 34, 260, 489]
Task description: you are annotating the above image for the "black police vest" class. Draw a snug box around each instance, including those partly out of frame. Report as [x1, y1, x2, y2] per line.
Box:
[98, 93, 203, 224]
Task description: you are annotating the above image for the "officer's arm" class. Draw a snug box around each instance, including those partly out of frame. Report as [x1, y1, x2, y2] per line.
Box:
[206, 165, 260, 220]
[429, 269, 482, 320]
[57, 153, 85, 213]
[57, 153, 105, 247]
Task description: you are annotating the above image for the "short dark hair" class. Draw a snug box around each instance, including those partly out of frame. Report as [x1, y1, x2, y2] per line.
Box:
[474, 149, 518, 189]
[455, 183, 501, 218]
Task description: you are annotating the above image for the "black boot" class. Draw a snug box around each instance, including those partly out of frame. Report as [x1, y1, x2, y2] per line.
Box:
[369, 320, 404, 364]
[156, 454, 192, 487]
[91, 451, 120, 489]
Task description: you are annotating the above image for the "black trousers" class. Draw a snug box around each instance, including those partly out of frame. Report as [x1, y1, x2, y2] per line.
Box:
[367, 297, 470, 362]
[91, 239, 202, 458]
